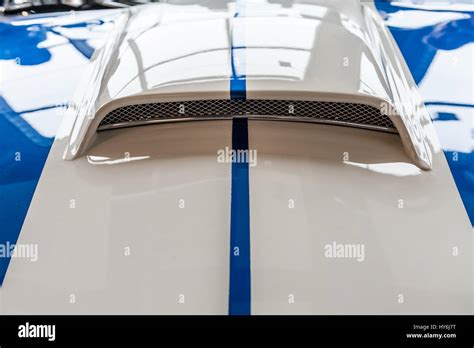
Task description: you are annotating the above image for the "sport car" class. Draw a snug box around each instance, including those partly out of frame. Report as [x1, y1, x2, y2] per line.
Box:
[0, 0, 472, 315]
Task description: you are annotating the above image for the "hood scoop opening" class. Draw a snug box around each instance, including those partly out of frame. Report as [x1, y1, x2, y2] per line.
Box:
[97, 99, 397, 133]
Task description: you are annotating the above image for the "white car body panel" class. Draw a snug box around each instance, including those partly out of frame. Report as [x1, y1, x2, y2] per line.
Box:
[0, 0, 472, 314]
[3, 122, 233, 314]
[248, 120, 471, 314]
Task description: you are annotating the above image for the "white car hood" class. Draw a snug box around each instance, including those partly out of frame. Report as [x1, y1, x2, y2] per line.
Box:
[0, 0, 471, 314]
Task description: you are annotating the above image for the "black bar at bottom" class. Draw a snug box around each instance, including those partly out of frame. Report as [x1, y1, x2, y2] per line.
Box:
[0, 315, 472, 346]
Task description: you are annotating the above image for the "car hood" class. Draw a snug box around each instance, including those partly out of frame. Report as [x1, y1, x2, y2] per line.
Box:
[0, 1, 472, 314]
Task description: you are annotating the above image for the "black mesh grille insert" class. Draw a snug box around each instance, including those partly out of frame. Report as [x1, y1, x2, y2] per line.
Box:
[98, 99, 396, 132]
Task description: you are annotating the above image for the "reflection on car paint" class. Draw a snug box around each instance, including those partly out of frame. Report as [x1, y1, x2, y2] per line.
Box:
[0, 2, 472, 284]
[344, 161, 422, 177]
[0, 11, 120, 284]
[376, 0, 474, 225]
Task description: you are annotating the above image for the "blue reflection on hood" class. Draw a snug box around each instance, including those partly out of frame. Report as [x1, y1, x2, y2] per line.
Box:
[0, 10, 119, 284]
[376, 0, 474, 225]
[0, 22, 51, 65]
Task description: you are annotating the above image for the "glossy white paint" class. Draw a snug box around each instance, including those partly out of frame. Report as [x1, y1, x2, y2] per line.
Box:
[2, 121, 233, 314]
[63, 0, 432, 169]
[0, 0, 472, 314]
[248, 120, 471, 314]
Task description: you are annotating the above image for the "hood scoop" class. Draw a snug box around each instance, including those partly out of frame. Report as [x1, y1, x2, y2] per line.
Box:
[97, 99, 396, 132]
[64, 1, 433, 170]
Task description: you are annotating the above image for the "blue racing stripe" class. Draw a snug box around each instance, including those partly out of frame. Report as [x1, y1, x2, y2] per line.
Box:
[229, 118, 251, 315]
[228, 2, 251, 315]
[230, 7, 246, 101]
